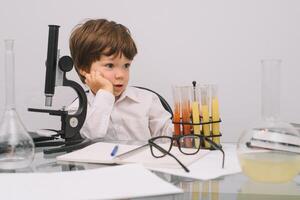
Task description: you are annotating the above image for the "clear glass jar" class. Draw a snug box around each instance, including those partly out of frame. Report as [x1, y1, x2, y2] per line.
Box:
[0, 39, 35, 169]
[237, 59, 300, 183]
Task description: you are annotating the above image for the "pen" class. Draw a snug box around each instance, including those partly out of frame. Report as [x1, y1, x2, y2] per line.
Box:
[114, 144, 149, 159]
[110, 145, 119, 157]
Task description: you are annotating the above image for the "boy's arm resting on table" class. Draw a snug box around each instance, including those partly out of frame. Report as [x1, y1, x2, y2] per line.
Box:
[67, 89, 114, 140]
[149, 94, 173, 137]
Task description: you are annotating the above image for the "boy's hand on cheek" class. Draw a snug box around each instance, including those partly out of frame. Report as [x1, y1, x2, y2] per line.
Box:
[83, 71, 113, 95]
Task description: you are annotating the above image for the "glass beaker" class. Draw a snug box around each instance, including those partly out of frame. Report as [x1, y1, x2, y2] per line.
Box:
[237, 59, 300, 183]
[0, 39, 35, 169]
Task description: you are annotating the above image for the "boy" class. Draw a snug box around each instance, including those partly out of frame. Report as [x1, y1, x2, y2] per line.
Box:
[68, 19, 172, 141]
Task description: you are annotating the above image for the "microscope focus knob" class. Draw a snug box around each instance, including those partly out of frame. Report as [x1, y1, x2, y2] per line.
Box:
[59, 56, 73, 72]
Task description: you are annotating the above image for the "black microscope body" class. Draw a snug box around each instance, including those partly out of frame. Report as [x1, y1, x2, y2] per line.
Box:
[28, 25, 90, 154]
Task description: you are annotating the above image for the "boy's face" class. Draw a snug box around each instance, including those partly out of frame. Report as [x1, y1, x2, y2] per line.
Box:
[90, 53, 132, 97]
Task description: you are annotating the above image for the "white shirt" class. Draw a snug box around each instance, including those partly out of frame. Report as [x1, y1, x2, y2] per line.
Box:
[68, 86, 173, 141]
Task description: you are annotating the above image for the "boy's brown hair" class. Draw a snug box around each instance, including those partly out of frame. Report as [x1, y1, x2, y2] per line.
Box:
[69, 19, 138, 82]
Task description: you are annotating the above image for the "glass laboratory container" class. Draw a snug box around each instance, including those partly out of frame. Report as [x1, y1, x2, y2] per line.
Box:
[237, 59, 300, 183]
[0, 39, 35, 169]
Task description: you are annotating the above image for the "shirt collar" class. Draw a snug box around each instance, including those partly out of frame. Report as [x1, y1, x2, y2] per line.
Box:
[116, 86, 142, 103]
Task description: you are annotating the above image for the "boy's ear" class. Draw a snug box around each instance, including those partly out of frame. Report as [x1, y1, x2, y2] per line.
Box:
[78, 69, 88, 83]
[79, 69, 88, 76]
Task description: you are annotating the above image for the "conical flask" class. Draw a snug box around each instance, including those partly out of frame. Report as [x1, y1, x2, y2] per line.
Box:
[237, 59, 300, 183]
[0, 39, 35, 169]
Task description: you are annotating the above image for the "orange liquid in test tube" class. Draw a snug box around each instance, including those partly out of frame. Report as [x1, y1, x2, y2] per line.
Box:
[182, 101, 193, 148]
[172, 86, 182, 137]
[173, 102, 181, 135]
[182, 102, 190, 134]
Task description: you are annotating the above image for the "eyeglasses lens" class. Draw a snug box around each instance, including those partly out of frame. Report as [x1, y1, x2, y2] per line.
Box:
[179, 135, 200, 154]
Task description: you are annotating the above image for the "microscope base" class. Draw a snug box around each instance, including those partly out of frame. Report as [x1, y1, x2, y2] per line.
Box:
[43, 139, 92, 154]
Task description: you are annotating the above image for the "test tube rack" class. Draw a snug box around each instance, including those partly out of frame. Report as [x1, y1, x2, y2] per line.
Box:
[172, 115, 222, 150]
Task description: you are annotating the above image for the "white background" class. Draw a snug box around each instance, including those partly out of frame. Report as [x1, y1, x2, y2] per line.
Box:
[0, 0, 299, 142]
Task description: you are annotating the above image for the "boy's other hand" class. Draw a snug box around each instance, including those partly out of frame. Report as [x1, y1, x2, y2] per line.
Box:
[82, 71, 113, 95]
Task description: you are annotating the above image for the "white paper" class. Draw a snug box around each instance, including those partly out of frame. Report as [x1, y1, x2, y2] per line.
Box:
[249, 140, 300, 153]
[252, 129, 300, 146]
[120, 143, 210, 169]
[147, 143, 242, 180]
[0, 164, 182, 200]
[57, 142, 210, 169]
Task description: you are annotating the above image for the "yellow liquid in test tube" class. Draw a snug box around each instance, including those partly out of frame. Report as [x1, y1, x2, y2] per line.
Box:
[192, 181, 200, 200]
[211, 180, 219, 200]
[239, 152, 300, 183]
[192, 102, 200, 148]
[201, 181, 209, 199]
[202, 104, 210, 148]
[211, 97, 220, 144]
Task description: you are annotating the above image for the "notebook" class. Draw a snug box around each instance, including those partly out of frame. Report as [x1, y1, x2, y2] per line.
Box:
[57, 142, 210, 169]
[248, 129, 300, 153]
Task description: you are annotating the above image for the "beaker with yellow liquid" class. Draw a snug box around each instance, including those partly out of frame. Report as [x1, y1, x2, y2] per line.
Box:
[237, 59, 300, 183]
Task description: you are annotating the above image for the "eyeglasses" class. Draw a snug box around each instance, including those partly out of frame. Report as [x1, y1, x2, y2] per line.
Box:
[148, 134, 225, 173]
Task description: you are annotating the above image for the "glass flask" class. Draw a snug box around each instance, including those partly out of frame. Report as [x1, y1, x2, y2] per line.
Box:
[0, 39, 35, 169]
[237, 59, 300, 183]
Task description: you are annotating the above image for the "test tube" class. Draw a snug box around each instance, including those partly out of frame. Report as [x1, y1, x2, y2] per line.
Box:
[200, 85, 211, 148]
[211, 180, 220, 200]
[191, 82, 201, 148]
[181, 86, 193, 147]
[201, 181, 209, 199]
[192, 181, 201, 200]
[172, 86, 182, 136]
[211, 84, 220, 144]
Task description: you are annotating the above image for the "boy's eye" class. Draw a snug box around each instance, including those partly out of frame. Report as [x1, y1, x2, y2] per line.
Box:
[124, 63, 131, 69]
[105, 63, 113, 68]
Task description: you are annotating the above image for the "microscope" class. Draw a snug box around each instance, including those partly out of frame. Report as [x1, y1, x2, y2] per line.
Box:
[28, 25, 91, 154]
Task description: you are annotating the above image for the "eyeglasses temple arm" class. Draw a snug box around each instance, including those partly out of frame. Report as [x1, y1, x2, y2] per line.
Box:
[150, 142, 190, 173]
[204, 138, 225, 169]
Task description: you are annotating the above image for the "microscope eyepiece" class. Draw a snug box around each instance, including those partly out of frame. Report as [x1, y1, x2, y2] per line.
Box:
[44, 25, 60, 107]
[45, 95, 53, 107]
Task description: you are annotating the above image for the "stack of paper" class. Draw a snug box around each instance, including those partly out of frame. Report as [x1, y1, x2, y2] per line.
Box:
[0, 164, 182, 200]
[248, 129, 300, 153]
